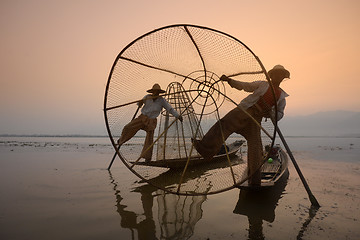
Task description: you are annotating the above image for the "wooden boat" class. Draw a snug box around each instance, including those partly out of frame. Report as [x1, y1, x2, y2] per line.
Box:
[238, 144, 289, 189]
[131, 140, 244, 169]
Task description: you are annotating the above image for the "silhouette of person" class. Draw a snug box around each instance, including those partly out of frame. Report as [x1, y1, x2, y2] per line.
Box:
[193, 65, 290, 185]
[117, 83, 183, 162]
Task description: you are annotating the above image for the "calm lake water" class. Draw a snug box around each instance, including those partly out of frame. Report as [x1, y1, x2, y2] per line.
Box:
[0, 136, 359, 239]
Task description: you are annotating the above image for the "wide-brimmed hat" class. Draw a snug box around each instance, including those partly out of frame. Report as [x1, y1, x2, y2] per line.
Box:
[147, 83, 166, 93]
[268, 65, 290, 79]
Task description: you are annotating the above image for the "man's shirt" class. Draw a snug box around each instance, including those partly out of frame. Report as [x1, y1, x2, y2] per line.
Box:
[228, 80, 289, 120]
[141, 94, 180, 119]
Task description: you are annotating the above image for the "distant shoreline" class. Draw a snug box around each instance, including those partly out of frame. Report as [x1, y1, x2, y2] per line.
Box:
[0, 134, 359, 138]
[0, 134, 109, 138]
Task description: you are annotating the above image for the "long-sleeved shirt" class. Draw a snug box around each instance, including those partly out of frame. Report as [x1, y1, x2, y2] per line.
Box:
[140, 94, 180, 119]
[228, 80, 289, 120]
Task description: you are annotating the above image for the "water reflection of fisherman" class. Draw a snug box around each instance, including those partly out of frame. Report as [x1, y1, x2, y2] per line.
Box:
[193, 65, 290, 186]
[111, 174, 206, 239]
[233, 170, 289, 239]
[112, 179, 158, 239]
[117, 84, 183, 162]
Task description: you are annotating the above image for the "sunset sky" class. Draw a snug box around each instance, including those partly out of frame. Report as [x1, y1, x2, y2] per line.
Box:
[1, 0, 359, 135]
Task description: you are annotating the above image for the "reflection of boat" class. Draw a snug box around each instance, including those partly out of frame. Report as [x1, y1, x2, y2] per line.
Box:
[234, 169, 288, 221]
[131, 140, 244, 169]
[238, 145, 289, 189]
[233, 169, 288, 239]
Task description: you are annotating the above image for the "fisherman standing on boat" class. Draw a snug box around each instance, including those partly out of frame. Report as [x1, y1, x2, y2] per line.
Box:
[117, 83, 183, 162]
[193, 65, 290, 186]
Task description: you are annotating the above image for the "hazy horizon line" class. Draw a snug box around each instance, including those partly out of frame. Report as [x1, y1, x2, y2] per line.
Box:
[1, 134, 359, 138]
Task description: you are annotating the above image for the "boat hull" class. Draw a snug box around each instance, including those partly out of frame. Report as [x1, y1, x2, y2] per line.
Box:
[237, 146, 289, 190]
[130, 141, 243, 169]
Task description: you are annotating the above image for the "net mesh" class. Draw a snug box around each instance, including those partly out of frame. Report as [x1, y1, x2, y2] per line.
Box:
[156, 82, 204, 161]
[104, 25, 276, 195]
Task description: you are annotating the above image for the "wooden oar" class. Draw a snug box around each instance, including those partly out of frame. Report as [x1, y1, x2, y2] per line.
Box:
[275, 124, 320, 207]
[107, 105, 141, 170]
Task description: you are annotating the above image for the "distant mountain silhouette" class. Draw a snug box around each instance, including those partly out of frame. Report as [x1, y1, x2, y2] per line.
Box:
[278, 110, 360, 137]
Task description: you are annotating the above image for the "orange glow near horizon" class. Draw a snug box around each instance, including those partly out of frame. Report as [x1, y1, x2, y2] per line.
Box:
[0, 0, 359, 134]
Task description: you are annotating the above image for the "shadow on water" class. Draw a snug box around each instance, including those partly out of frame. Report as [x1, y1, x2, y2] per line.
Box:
[109, 171, 206, 240]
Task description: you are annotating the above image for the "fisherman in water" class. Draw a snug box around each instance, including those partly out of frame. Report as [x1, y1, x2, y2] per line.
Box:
[117, 83, 183, 162]
[193, 65, 290, 186]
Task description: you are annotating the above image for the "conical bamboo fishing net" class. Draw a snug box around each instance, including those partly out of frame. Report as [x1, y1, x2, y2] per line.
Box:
[156, 82, 204, 161]
[104, 24, 277, 195]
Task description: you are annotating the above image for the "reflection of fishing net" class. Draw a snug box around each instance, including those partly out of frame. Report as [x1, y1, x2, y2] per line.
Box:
[156, 189, 206, 239]
[104, 24, 277, 195]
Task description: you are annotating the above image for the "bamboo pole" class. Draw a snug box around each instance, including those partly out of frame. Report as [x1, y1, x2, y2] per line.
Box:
[275, 125, 320, 207]
[107, 106, 140, 170]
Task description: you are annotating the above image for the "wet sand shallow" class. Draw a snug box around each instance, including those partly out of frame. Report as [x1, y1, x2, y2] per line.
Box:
[0, 137, 359, 239]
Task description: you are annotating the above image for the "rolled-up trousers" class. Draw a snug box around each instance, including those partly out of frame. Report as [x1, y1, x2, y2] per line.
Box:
[118, 114, 157, 161]
[196, 106, 263, 185]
